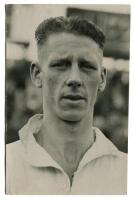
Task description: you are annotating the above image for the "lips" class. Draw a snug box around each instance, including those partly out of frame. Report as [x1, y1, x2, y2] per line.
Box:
[62, 94, 86, 101]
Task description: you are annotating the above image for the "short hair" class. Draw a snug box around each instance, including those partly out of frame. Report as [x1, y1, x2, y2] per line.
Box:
[35, 16, 105, 49]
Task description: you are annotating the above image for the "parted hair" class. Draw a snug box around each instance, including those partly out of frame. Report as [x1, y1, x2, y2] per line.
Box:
[35, 16, 105, 49]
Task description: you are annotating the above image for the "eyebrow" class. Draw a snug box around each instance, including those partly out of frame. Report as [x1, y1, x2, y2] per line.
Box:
[49, 54, 72, 62]
[49, 58, 72, 66]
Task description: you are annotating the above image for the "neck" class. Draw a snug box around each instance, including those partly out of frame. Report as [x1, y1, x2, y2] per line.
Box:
[40, 112, 94, 147]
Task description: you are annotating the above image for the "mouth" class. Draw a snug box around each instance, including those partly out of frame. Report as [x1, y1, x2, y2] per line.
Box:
[62, 94, 86, 101]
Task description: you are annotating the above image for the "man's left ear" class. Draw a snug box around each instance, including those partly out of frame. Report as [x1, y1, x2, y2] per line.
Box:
[98, 66, 107, 92]
[30, 62, 42, 88]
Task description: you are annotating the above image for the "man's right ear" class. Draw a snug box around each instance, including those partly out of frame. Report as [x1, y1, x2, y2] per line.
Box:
[30, 62, 42, 88]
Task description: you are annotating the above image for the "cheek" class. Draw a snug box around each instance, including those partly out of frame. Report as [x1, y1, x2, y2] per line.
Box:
[85, 73, 100, 90]
[85, 73, 100, 102]
[43, 76, 55, 97]
[42, 72, 62, 100]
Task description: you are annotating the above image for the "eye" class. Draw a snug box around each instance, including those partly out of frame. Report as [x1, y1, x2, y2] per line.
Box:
[79, 61, 97, 71]
[49, 59, 71, 70]
[50, 62, 63, 68]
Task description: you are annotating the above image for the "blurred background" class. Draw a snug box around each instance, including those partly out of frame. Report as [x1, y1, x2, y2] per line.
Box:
[5, 4, 130, 153]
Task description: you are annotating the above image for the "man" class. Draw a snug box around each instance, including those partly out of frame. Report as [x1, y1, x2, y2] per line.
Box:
[6, 16, 127, 195]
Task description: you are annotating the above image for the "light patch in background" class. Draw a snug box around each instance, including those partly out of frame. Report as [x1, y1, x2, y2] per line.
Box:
[6, 42, 24, 60]
[103, 57, 129, 72]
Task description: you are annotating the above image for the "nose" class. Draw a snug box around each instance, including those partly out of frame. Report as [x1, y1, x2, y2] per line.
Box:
[66, 63, 82, 87]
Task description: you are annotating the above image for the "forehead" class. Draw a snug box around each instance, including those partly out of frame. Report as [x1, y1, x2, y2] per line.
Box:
[38, 32, 103, 64]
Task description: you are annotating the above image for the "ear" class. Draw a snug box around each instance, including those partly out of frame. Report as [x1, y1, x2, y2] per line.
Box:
[98, 66, 107, 92]
[30, 62, 42, 88]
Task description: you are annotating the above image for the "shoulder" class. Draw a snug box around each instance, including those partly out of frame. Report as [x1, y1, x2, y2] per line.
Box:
[6, 140, 25, 164]
[115, 151, 127, 186]
[108, 150, 127, 183]
[118, 150, 127, 160]
[116, 150, 127, 168]
[6, 140, 23, 153]
[6, 141, 25, 194]
[107, 147, 127, 170]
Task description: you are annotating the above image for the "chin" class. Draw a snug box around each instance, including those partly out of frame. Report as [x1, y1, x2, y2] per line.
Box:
[58, 110, 85, 122]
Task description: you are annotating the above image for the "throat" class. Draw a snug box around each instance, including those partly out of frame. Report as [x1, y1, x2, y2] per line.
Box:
[59, 141, 84, 184]
[64, 142, 77, 163]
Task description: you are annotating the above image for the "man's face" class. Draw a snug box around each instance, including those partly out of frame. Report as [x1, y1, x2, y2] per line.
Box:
[38, 32, 105, 122]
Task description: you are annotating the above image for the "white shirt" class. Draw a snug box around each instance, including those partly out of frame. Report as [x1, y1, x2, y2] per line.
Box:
[6, 114, 127, 195]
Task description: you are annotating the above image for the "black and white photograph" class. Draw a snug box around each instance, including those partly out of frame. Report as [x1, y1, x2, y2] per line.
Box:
[5, 4, 130, 195]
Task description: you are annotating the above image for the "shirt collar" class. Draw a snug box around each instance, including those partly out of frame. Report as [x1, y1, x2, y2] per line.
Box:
[19, 114, 119, 170]
[78, 127, 119, 170]
[19, 114, 62, 170]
